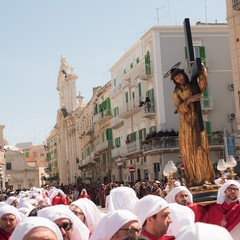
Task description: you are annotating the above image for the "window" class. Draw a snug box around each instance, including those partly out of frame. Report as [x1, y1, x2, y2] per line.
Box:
[33, 151, 37, 157]
[185, 46, 206, 67]
[106, 128, 113, 140]
[204, 121, 212, 137]
[113, 107, 119, 117]
[138, 82, 142, 101]
[25, 152, 29, 158]
[6, 162, 11, 170]
[115, 137, 121, 148]
[145, 51, 151, 75]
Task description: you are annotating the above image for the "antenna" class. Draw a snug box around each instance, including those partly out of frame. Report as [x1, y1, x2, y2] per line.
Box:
[156, 7, 165, 25]
[204, 0, 208, 24]
[156, 8, 160, 25]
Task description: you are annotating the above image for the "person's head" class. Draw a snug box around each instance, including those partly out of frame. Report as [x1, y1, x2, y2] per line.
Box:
[54, 217, 73, 240]
[6, 196, 19, 208]
[111, 220, 141, 240]
[165, 203, 195, 237]
[0, 205, 22, 233]
[0, 213, 17, 233]
[23, 227, 57, 240]
[10, 217, 63, 240]
[170, 68, 190, 89]
[37, 205, 90, 240]
[165, 186, 193, 205]
[175, 222, 233, 240]
[174, 190, 189, 206]
[133, 195, 172, 239]
[224, 184, 239, 202]
[90, 209, 141, 240]
[70, 205, 86, 223]
[217, 180, 240, 204]
[70, 198, 102, 233]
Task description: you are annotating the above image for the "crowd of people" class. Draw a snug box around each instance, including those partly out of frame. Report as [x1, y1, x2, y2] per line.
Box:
[0, 177, 239, 239]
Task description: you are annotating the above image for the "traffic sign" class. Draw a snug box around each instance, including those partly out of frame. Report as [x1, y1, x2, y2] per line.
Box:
[128, 166, 135, 173]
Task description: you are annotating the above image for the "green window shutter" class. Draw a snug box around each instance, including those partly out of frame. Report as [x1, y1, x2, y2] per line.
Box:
[205, 121, 212, 136]
[106, 128, 113, 140]
[199, 46, 206, 58]
[149, 125, 157, 133]
[131, 132, 137, 142]
[136, 57, 139, 64]
[139, 129, 143, 141]
[145, 51, 151, 75]
[113, 78, 116, 86]
[130, 62, 133, 69]
[203, 88, 209, 108]
[138, 82, 142, 100]
[199, 46, 206, 67]
[125, 92, 129, 104]
[132, 92, 135, 100]
[25, 152, 29, 158]
[115, 137, 121, 147]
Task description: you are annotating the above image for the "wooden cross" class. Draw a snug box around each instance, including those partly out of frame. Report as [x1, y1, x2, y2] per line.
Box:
[183, 18, 204, 132]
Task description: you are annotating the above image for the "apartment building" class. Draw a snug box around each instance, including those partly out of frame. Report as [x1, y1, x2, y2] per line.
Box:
[108, 23, 236, 183]
[54, 23, 237, 185]
[227, 0, 240, 132]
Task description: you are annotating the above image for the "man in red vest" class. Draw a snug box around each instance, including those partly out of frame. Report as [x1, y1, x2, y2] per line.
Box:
[165, 186, 205, 222]
[204, 180, 240, 240]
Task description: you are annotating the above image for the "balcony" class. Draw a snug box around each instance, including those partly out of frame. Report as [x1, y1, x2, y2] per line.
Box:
[119, 98, 142, 118]
[93, 109, 112, 125]
[142, 134, 224, 154]
[95, 140, 113, 152]
[201, 96, 214, 114]
[141, 103, 156, 119]
[233, 0, 240, 10]
[111, 141, 143, 159]
[142, 136, 179, 154]
[110, 83, 122, 98]
[111, 116, 124, 130]
[139, 67, 152, 81]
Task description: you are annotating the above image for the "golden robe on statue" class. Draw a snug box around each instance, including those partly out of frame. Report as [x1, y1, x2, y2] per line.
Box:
[172, 67, 215, 187]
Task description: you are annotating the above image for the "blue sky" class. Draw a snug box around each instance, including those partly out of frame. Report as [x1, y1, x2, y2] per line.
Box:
[0, 0, 227, 146]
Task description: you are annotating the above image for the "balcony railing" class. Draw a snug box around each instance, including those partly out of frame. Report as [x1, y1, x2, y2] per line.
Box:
[111, 141, 142, 158]
[95, 140, 113, 152]
[93, 109, 112, 124]
[142, 134, 224, 152]
[201, 96, 214, 113]
[110, 83, 122, 98]
[141, 103, 156, 119]
[111, 116, 124, 129]
[119, 98, 143, 118]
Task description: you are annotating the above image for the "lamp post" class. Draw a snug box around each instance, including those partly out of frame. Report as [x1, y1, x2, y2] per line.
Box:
[7, 174, 11, 187]
[217, 159, 227, 184]
[225, 155, 237, 180]
[0, 167, 2, 189]
[163, 160, 177, 190]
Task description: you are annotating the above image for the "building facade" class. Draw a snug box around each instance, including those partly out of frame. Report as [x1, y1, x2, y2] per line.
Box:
[227, 0, 240, 133]
[52, 23, 238, 185]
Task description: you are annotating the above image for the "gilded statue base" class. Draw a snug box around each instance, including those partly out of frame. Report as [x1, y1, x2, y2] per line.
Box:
[189, 182, 220, 205]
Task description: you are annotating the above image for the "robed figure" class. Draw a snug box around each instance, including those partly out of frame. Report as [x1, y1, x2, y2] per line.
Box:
[165, 63, 215, 187]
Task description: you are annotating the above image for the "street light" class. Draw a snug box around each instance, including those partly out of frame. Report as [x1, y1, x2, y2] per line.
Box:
[0, 167, 2, 189]
[225, 155, 237, 180]
[217, 159, 227, 184]
[163, 160, 177, 191]
[7, 174, 11, 187]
